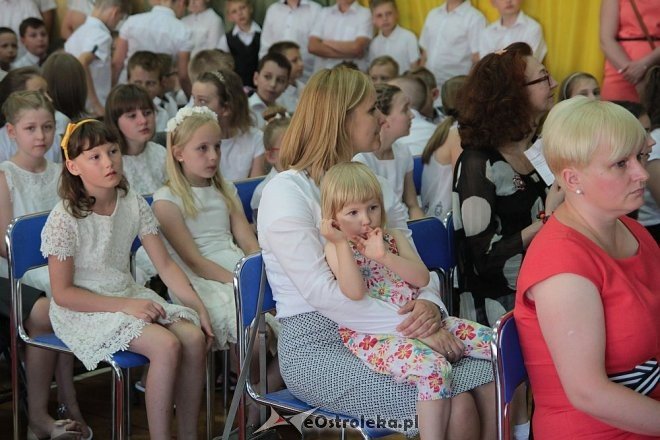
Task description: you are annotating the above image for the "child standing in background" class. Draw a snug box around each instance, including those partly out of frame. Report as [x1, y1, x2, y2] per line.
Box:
[43, 119, 213, 439]
[216, 0, 262, 88]
[114, 0, 193, 95]
[65, 0, 128, 116]
[0, 28, 18, 81]
[12, 17, 49, 69]
[267, 42, 305, 113]
[368, 0, 420, 74]
[477, 0, 546, 60]
[248, 53, 291, 129]
[182, 0, 225, 57]
[419, 0, 485, 89]
[191, 69, 265, 180]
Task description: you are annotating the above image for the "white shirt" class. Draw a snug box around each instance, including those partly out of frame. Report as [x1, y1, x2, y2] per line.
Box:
[0, 0, 41, 57]
[638, 128, 660, 227]
[250, 166, 278, 213]
[419, 1, 486, 88]
[257, 169, 444, 332]
[353, 143, 413, 202]
[65, 16, 113, 107]
[34, 0, 56, 12]
[0, 110, 68, 164]
[259, 0, 321, 82]
[421, 153, 453, 221]
[478, 11, 547, 61]
[220, 127, 265, 181]
[119, 6, 193, 82]
[153, 95, 177, 132]
[310, 2, 372, 72]
[397, 109, 437, 156]
[279, 80, 304, 113]
[122, 141, 167, 196]
[248, 92, 269, 130]
[67, 0, 93, 14]
[217, 21, 261, 52]
[368, 25, 420, 73]
[11, 51, 40, 69]
[182, 8, 225, 57]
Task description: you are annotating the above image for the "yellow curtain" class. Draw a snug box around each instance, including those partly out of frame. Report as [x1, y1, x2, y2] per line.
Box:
[358, 0, 605, 86]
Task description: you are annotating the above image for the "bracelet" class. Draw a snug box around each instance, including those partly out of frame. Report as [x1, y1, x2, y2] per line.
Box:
[537, 210, 550, 224]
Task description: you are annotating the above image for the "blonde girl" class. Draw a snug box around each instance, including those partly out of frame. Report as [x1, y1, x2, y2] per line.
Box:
[42, 119, 213, 440]
[353, 83, 423, 220]
[0, 90, 89, 440]
[420, 75, 466, 220]
[191, 68, 265, 180]
[320, 162, 493, 440]
[105, 83, 166, 195]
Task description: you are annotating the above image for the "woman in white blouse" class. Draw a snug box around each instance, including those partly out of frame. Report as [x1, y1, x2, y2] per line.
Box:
[257, 67, 495, 438]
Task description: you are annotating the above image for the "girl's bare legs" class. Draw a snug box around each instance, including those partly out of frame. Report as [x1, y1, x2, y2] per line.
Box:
[447, 392, 480, 440]
[471, 381, 497, 440]
[55, 354, 91, 438]
[167, 320, 207, 439]
[128, 323, 183, 440]
[417, 399, 451, 440]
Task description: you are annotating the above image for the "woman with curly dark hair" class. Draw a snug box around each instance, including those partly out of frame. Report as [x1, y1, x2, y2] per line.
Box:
[452, 42, 564, 327]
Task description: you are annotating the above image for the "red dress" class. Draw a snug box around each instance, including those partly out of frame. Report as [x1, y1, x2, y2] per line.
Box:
[601, 0, 660, 102]
[515, 216, 660, 439]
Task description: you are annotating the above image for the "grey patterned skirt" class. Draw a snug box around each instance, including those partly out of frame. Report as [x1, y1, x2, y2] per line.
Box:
[278, 311, 493, 436]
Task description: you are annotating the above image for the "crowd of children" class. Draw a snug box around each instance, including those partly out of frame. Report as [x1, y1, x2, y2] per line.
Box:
[0, 0, 658, 438]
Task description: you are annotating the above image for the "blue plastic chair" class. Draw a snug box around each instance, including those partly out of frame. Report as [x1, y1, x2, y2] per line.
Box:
[233, 252, 396, 439]
[7, 211, 149, 440]
[234, 176, 266, 224]
[412, 155, 422, 195]
[491, 311, 528, 440]
[407, 216, 456, 315]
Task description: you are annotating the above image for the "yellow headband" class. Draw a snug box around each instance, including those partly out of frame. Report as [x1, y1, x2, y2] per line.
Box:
[60, 119, 96, 161]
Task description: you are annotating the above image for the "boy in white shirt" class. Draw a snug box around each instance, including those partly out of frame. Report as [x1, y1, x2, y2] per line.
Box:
[419, 0, 486, 89]
[113, 0, 193, 95]
[308, 0, 372, 72]
[267, 41, 305, 113]
[368, 0, 420, 74]
[478, 0, 547, 60]
[0, 28, 18, 81]
[259, 0, 321, 82]
[182, 0, 225, 57]
[389, 76, 437, 156]
[65, 0, 128, 116]
[12, 17, 48, 69]
[249, 52, 291, 129]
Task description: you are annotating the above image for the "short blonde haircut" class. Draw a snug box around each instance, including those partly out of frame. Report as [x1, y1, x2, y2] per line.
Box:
[165, 109, 237, 217]
[543, 96, 647, 176]
[279, 67, 374, 185]
[320, 162, 387, 228]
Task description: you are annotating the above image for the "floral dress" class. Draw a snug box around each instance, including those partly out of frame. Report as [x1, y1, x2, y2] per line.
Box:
[339, 233, 492, 400]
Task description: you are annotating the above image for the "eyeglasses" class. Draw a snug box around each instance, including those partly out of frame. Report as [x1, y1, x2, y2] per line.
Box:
[525, 74, 551, 87]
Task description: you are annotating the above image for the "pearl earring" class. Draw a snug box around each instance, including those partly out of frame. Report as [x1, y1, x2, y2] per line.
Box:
[576, 189, 583, 195]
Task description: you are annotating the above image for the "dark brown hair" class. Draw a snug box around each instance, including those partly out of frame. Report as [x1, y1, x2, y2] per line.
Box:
[375, 83, 401, 115]
[128, 50, 163, 79]
[457, 42, 535, 151]
[0, 66, 41, 127]
[60, 120, 128, 218]
[104, 84, 155, 154]
[42, 52, 87, 120]
[643, 66, 660, 130]
[196, 68, 253, 135]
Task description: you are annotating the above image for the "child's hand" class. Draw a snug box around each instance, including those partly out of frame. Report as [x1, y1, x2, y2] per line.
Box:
[320, 219, 346, 244]
[419, 328, 465, 363]
[354, 227, 386, 261]
[122, 299, 166, 323]
[198, 308, 215, 351]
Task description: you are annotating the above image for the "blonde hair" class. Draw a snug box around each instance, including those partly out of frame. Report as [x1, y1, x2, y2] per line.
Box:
[165, 109, 238, 217]
[2, 90, 54, 126]
[543, 97, 647, 176]
[320, 162, 386, 228]
[279, 67, 374, 185]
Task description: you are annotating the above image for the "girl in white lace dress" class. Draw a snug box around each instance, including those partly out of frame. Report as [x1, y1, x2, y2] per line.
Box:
[41, 119, 214, 439]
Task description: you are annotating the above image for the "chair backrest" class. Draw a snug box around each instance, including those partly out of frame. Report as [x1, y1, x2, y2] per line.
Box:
[492, 311, 528, 440]
[408, 216, 452, 272]
[412, 155, 422, 195]
[6, 211, 50, 279]
[234, 252, 274, 332]
[444, 211, 456, 269]
[234, 176, 266, 224]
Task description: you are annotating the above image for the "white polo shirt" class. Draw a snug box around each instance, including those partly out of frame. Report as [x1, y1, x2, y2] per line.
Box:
[248, 92, 268, 130]
[11, 51, 40, 69]
[65, 16, 113, 107]
[368, 25, 420, 73]
[259, 0, 321, 82]
[310, 1, 372, 72]
[478, 11, 547, 61]
[419, 1, 486, 88]
[220, 127, 265, 181]
[182, 8, 225, 57]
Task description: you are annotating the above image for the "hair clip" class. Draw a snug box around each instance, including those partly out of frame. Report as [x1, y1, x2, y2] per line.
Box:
[60, 119, 96, 161]
[166, 106, 218, 133]
[494, 48, 507, 55]
[212, 70, 225, 84]
[265, 110, 290, 124]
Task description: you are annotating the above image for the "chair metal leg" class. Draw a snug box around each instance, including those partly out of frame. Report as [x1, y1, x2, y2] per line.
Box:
[124, 368, 132, 437]
[206, 352, 215, 440]
[10, 322, 22, 440]
[223, 349, 229, 412]
[111, 363, 126, 440]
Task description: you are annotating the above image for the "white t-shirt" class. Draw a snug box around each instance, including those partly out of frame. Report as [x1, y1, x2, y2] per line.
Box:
[182, 8, 225, 57]
[220, 127, 265, 181]
[34, 0, 56, 12]
[248, 92, 268, 130]
[67, 0, 93, 14]
[638, 128, 660, 227]
[419, 1, 486, 88]
[478, 11, 547, 60]
[368, 26, 420, 74]
[353, 143, 413, 202]
[310, 2, 372, 72]
[65, 16, 113, 107]
[257, 169, 443, 332]
[421, 153, 453, 221]
[259, 0, 321, 82]
[122, 141, 167, 196]
[250, 166, 278, 212]
[397, 109, 437, 156]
